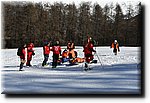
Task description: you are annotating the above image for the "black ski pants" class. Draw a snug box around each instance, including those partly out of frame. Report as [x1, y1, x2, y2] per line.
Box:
[52, 54, 59, 67]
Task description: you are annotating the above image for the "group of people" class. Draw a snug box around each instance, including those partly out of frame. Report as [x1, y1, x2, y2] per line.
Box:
[17, 38, 120, 71]
[42, 41, 61, 68]
[17, 42, 35, 71]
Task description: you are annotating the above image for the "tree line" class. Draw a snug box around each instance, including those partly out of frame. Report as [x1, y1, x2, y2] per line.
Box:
[2, 1, 143, 48]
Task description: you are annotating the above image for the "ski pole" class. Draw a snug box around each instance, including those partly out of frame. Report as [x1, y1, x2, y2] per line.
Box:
[95, 52, 103, 69]
[94, 42, 103, 69]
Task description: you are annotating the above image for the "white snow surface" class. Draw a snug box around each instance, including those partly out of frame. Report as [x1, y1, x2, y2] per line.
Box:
[1, 46, 141, 94]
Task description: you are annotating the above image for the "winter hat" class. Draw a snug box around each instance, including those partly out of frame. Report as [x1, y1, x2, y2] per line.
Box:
[44, 41, 48, 46]
[114, 40, 117, 43]
[63, 49, 67, 52]
[56, 41, 59, 45]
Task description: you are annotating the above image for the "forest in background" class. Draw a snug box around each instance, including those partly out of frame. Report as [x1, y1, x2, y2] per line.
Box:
[2, 1, 142, 48]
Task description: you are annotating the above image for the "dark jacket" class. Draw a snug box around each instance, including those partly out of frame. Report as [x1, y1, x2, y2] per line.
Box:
[20, 47, 26, 59]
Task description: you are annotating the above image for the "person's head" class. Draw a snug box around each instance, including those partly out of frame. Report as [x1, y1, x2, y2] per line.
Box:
[88, 37, 92, 43]
[31, 42, 34, 45]
[30, 43, 34, 47]
[23, 43, 27, 48]
[20, 41, 27, 47]
[44, 41, 48, 46]
[63, 49, 67, 52]
[56, 41, 59, 46]
[114, 40, 117, 44]
[68, 42, 71, 45]
[47, 42, 51, 46]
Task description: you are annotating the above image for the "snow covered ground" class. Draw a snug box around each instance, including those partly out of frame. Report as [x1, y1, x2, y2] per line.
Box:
[1, 46, 141, 94]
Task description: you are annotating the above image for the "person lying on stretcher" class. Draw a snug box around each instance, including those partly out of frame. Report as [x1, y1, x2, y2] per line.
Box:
[61, 49, 85, 64]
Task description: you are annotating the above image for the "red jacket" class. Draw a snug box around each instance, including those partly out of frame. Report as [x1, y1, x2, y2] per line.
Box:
[20, 48, 26, 59]
[43, 45, 50, 55]
[27, 43, 34, 54]
[83, 42, 95, 55]
[52, 46, 61, 55]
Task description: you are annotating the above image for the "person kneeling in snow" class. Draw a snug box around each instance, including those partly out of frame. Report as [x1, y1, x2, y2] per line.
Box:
[61, 49, 70, 63]
[83, 37, 96, 68]
[111, 40, 120, 55]
[67, 41, 78, 64]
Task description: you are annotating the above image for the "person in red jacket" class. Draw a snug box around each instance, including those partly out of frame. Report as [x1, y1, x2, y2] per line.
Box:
[83, 37, 96, 67]
[26, 43, 35, 66]
[18, 43, 27, 71]
[51, 41, 61, 68]
[42, 42, 51, 66]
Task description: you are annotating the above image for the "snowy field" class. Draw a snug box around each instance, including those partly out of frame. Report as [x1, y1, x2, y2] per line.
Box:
[1, 46, 141, 94]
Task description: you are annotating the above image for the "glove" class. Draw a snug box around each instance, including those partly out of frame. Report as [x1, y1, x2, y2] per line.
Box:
[32, 52, 35, 56]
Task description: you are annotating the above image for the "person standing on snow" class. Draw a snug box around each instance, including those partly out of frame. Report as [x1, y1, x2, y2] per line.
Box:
[83, 37, 96, 68]
[51, 41, 61, 68]
[17, 43, 27, 71]
[111, 40, 120, 55]
[42, 42, 51, 66]
[26, 43, 35, 66]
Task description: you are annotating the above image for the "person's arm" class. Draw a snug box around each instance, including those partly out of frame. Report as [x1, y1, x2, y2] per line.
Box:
[59, 46, 61, 56]
[110, 43, 113, 48]
[71, 43, 75, 49]
[22, 49, 26, 59]
[90, 44, 96, 52]
[31, 46, 35, 55]
[27, 46, 34, 52]
[43, 46, 45, 54]
[93, 49, 96, 52]
[67, 43, 70, 49]
[118, 44, 120, 52]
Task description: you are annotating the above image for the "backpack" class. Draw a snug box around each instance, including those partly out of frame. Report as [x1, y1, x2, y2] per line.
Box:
[17, 47, 23, 56]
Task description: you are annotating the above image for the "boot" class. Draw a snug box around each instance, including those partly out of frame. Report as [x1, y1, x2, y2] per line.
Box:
[26, 61, 32, 66]
[42, 61, 46, 66]
[19, 63, 24, 71]
[85, 62, 88, 68]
